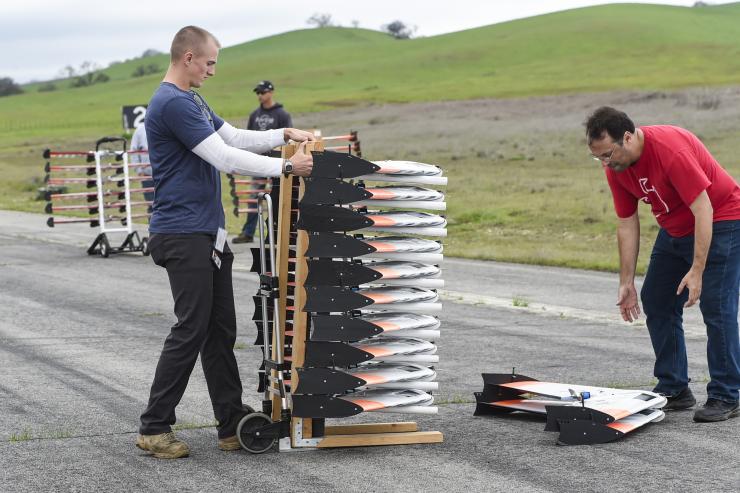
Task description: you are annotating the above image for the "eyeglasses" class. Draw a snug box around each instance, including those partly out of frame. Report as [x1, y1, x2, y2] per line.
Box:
[591, 141, 622, 163]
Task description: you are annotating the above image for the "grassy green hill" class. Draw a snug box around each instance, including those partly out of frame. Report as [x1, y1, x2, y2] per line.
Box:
[2, 2, 740, 270]
[3, 3, 740, 146]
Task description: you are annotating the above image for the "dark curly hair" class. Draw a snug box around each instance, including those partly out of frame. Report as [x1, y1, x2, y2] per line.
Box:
[585, 106, 635, 144]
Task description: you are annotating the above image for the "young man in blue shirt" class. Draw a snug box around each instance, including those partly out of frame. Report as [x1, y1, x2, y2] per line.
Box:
[136, 25, 314, 459]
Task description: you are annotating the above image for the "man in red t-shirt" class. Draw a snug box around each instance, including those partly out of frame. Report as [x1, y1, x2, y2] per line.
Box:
[585, 106, 740, 422]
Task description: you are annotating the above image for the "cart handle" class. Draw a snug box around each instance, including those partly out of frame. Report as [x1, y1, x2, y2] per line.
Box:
[96, 136, 128, 152]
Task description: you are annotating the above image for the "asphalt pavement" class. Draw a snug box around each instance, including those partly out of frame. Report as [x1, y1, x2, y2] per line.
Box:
[0, 211, 737, 493]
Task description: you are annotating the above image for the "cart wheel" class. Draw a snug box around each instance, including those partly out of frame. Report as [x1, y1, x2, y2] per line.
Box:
[236, 413, 275, 454]
[99, 238, 110, 258]
[242, 404, 256, 414]
[141, 237, 150, 256]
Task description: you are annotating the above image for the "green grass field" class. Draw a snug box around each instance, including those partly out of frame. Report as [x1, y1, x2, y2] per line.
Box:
[4, 3, 740, 144]
[2, 2, 740, 271]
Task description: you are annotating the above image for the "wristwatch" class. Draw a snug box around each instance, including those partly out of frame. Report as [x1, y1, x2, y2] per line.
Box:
[283, 159, 294, 177]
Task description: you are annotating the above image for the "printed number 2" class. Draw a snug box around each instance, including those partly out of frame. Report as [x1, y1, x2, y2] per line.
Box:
[133, 106, 146, 128]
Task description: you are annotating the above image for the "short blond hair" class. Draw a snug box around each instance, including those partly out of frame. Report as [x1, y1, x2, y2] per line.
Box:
[170, 26, 221, 62]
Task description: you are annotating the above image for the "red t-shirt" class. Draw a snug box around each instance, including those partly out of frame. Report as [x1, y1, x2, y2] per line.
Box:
[605, 125, 740, 237]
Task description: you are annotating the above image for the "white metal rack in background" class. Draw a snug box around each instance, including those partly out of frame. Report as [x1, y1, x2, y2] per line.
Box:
[86, 137, 149, 257]
[43, 136, 151, 258]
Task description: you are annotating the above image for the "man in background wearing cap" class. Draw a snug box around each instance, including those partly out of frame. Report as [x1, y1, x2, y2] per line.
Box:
[232, 80, 293, 243]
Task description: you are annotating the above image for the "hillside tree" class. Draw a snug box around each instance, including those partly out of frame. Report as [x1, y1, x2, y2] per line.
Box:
[0, 77, 24, 97]
[69, 61, 110, 88]
[141, 48, 163, 58]
[132, 63, 162, 78]
[59, 65, 77, 78]
[381, 20, 416, 39]
[307, 13, 333, 28]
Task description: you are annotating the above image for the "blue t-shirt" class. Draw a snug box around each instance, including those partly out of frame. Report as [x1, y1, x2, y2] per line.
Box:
[145, 82, 226, 234]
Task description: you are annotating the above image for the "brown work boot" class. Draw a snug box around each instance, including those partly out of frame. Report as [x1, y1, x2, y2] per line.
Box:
[231, 234, 253, 244]
[136, 432, 190, 459]
[218, 435, 241, 451]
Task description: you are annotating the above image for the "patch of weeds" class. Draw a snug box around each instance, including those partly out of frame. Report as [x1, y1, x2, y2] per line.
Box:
[9, 429, 33, 442]
[142, 312, 164, 317]
[512, 296, 529, 308]
[233, 342, 247, 350]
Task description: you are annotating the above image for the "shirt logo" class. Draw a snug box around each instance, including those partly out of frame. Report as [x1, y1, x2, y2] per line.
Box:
[638, 178, 670, 217]
[255, 114, 276, 131]
[191, 91, 214, 129]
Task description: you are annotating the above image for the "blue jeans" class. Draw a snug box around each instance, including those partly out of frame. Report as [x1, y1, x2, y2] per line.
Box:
[240, 180, 267, 237]
[641, 220, 740, 403]
[142, 179, 155, 204]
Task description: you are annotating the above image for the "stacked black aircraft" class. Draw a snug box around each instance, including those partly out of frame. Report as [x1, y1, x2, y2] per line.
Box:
[241, 146, 447, 452]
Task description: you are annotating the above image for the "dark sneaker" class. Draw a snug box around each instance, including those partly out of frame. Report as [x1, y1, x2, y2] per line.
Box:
[693, 399, 740, 422]
[660, 387, 696, 411]
[136, 432, 190, 459]
[218, 435, 241, 451]
[232, 234, 253, 244]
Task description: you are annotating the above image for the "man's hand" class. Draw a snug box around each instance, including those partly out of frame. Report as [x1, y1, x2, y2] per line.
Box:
[617, 283, 641, 322]
[681, 191, 711, 308]
[289, 140, 313, 177]
[677, 267, 703, 308]
[283, 128, 316, 143]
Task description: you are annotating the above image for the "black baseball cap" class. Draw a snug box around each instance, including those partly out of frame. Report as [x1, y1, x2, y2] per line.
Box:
[253, 80, 274, 93]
